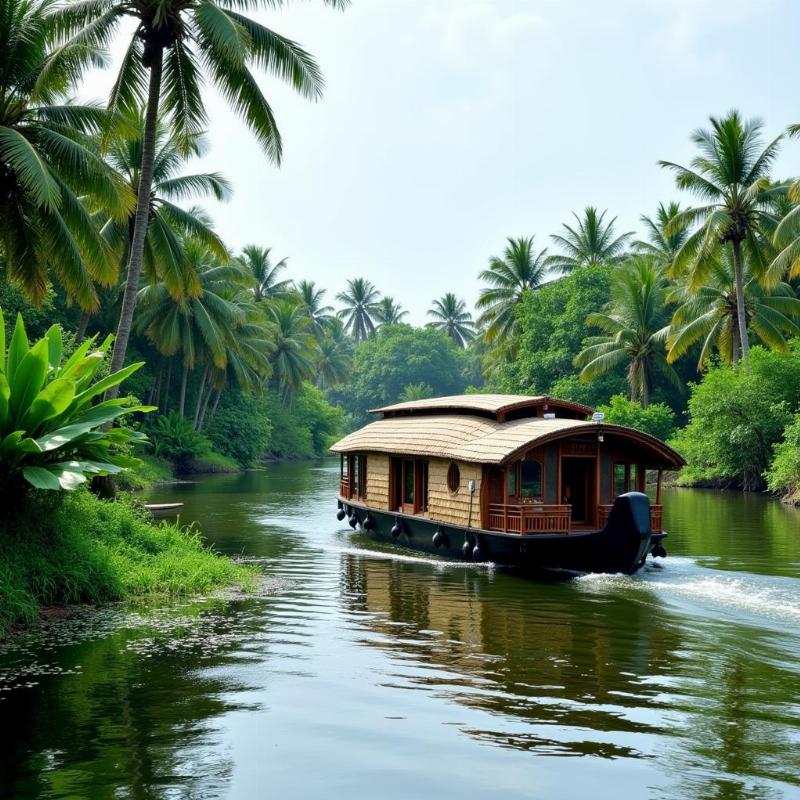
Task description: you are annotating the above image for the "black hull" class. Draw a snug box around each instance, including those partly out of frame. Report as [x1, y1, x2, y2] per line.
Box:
[338, 492, 666, 575]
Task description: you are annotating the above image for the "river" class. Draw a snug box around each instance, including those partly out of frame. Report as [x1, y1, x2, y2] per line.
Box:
[1, 461, 799, 799]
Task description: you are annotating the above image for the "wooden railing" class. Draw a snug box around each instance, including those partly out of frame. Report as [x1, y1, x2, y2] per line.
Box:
[339, 478, 351, 498]
[488, 503, 572, 534]
[598, 503, 663, 532]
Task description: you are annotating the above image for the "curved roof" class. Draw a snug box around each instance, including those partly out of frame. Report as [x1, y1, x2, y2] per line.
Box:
[331, 414, 684, 468]
[371, 393, 593, 418]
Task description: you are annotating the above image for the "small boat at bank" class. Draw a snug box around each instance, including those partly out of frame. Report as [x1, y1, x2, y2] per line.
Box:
[144, 502, 184, 515]
[330, 394, 685, 575]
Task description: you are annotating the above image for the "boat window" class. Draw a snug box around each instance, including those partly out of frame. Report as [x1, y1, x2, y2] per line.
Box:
[507, 463, 517, 497]
[614, 463, 627, 496]
[404, 459, 415, 505]
[353, 456, 361, 496]
[341, 455, 349, 479]
[520, 460, 542, 499]
[418, 460, 429, 512]
[630, 464, 638, 492]
[447, 462, 460, 494]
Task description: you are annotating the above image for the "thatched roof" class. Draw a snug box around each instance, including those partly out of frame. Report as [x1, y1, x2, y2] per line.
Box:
[371, 393, 593, 419]
[331, 414, 684, 468]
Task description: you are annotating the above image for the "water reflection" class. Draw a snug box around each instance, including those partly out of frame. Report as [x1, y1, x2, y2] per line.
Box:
[0, 466, 798, 800]
[0, 600, 263, 799]
[341, 552, 800, 797]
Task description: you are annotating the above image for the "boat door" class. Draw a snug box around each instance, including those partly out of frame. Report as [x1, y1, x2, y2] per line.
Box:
[560, 457, 595, 526]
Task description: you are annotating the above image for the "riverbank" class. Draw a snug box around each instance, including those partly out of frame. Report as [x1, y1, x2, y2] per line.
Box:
[0, 489, 257, 637]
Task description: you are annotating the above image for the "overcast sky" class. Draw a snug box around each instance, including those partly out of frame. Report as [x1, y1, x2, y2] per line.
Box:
[89, 0, 800, 324]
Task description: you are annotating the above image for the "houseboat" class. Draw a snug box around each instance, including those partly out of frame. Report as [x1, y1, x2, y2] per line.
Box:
[331, 394, 685, 575]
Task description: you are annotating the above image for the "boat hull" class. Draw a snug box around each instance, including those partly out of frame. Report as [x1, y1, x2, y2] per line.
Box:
[338, 492, 665, 575]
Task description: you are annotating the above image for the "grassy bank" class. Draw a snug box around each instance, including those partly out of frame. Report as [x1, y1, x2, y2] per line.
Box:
[0, 490, 257, 636]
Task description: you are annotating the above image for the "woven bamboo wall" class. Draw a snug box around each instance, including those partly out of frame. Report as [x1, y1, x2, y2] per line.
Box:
[366, 453, 391, 510]
[427, 458, 483, 527]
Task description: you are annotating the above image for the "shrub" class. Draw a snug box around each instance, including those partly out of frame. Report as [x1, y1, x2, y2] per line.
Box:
[597, 395, 677, 441]
[765, 415, 800, 503]
[263, 383, 344, 458]
[146, 412, 213, 472]
[671, 347, 800, 489]
[0, 309, 151, 502]
[0, 489, 256, 635]
[205, 392, 272, 466]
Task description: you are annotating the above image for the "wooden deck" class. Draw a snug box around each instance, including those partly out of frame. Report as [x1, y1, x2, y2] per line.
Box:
[488, 503, 572, 534]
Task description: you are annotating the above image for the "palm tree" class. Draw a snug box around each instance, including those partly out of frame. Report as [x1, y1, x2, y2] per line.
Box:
[136, 241, 251, 416]
[267, 299, 318, 395]
[769, 126, 800, 284]
[659, 110, 783, 367]
[103, 113, 231, 300]
[476, 235, 548, 344]
[0, 0, 133, 309]
[546, 207, 633, 273]
[294, 279, 335, 334]
[574, 257, 680, 407]
[50, 0, 348, 390]
[374, 296, 408, 326]
[337, 277, 381, 341]
[428, 293, 475, 347]
[238, 245, 291, 302]
[667, 251, 800, 370]
[634, 202, 689, 271]
[316, 318, 352, 390]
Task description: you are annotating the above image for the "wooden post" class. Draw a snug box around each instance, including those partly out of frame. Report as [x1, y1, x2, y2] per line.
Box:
[656, 469, 663, 505]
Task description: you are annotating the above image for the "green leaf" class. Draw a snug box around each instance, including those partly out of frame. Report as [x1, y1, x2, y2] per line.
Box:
[0, 308, 5, 374]
[35, 404, 153, 452]
[72, 361, 144, 407]
[21, 378, 76, 432]
[0, 126, 61, 210]
[45, 325, 63, 371]
[9, 338, 49, 426]
[23, 466, 62, 491]
[0, 373, 9, 430]
[7, 313, 29, 384]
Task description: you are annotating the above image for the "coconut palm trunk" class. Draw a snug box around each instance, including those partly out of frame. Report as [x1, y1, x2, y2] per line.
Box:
[731, 239, 750, 368]
[75, 311, 91, 344]
[106, 47, 164, 394]
[193, 365, 209, 429]
[178, 363, 189, 418]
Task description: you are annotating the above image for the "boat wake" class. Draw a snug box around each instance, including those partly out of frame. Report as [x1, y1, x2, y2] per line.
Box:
[576, 557, 800, 628]
[326, 543, 496, 571]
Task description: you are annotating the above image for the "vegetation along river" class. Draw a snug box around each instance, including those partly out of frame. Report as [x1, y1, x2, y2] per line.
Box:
[1, 461, 799, 799]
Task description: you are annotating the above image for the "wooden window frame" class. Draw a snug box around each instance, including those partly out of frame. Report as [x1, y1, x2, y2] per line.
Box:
[612, 462, 644, 497]
[506, 457, 545, 502]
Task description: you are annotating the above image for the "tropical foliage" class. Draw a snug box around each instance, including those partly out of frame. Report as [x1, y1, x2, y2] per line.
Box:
[428, 293, 475, 347]
[574, 257, 681, 406]
[546, 207, 633, 273]
[337, 277, 381, 341]
[0, 309, 151, 499]
[476, 235, 548, 344]
[660, 111, 782, 366]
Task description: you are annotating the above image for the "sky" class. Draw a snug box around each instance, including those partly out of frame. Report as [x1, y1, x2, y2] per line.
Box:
[87, 0, 800, 325]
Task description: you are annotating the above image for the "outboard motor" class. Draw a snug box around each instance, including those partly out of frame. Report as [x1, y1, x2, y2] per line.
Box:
[601, 492, 652, 574]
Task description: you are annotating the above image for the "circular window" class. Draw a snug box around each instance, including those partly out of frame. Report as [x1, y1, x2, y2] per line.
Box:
[447, 462, 460, 494]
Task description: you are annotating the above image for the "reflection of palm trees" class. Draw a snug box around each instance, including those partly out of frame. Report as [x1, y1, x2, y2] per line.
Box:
[0, 602, 244, 799]
[340, 555, 682, 758]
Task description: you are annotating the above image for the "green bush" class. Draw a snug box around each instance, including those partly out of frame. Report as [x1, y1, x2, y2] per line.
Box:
[205, 392, 272, 466]
[597, 395, 677, 441]
[264, 383, 344, 458]
[671, 347, 800, 490]
[0, 309, 151, 501]
[146, 412, 212, 471]
[765, 415, 800, 502]
[0, 489, 256, 635]
[330, 325, 468, 426]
